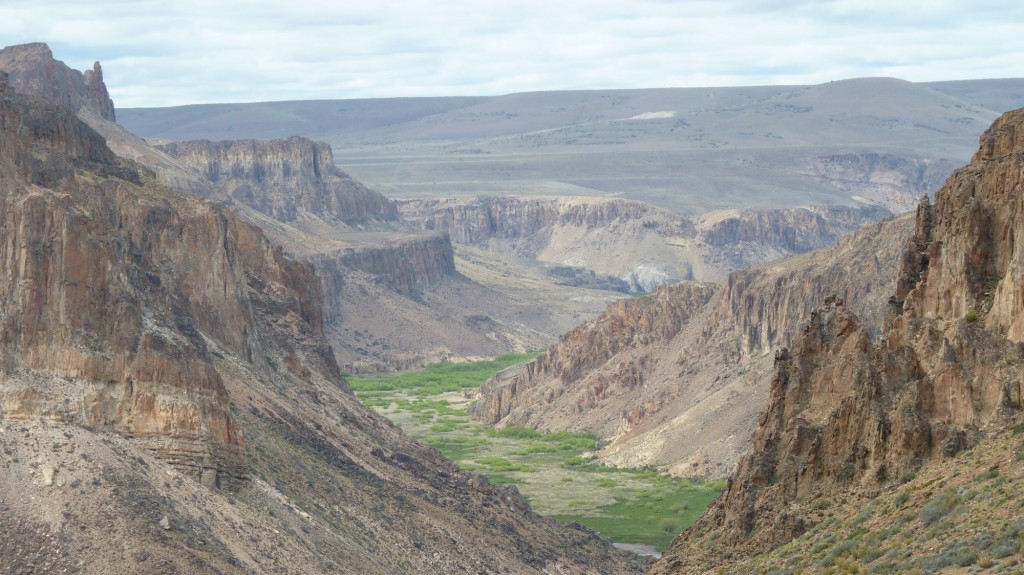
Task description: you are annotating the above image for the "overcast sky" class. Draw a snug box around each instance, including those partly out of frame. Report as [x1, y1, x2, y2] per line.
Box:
[3, 1, 1023, 108]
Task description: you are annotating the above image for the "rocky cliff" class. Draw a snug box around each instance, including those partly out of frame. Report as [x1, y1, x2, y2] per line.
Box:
[159, 137, 399, 225]
[0, 43, 115, 121]
[0, 65, 645, 575]
[650, 108, 1024, 574]
[400, 195, 693, 246]
[0, 72, 301, 488]
[473, 212, 913, 477]
[314, 232, 457, 306]
[401, 196, 889, 292]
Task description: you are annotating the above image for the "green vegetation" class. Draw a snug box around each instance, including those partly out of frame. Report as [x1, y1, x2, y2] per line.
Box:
[551, 474, 724, 550]
[349, 353, 539, 397]
[349, 357, 725, 552]
[719, 429, 1024, 575]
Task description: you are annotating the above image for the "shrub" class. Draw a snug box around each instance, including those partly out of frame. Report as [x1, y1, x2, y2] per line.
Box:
[893, 491, 910, 507]
[919, 490, 959, 526]
[965, 308, 980, 323]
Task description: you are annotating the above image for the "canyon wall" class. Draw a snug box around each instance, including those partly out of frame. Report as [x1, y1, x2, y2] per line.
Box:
[0, 73, 327, 486]
[802, 151, 960, 213]
[651, 108, 1024, 574]
[159, 137, 399, 224]
[473, 211, 913, 477]
[0, 47, 646, 575]
[401, 195, 889, 291]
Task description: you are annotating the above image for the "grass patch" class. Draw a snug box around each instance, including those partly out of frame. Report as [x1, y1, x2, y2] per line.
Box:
[348, 353, 540, 396]
[354, 356, 726, 553]
[475, 456, 535, 473]
[551, 476, 723, 551]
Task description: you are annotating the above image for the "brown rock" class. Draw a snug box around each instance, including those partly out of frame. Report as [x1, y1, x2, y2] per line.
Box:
[0, 43, 115, 122]
[0, 45, 648, 575]
[159, 137, 399, 225]
[651, 108, 1024, 574]
[472, 213, 911, 476]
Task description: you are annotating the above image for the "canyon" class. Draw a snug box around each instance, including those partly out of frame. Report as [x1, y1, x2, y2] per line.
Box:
[473, 211, 913, 477]
[651, 107, 1024, 574]
[0, 48, 646, 574]
[399, 196, 888, 291]
[5, 39, 1024, 575]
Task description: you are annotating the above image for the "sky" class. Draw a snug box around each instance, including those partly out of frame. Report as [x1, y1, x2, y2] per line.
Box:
[3, 1, 1024, 108]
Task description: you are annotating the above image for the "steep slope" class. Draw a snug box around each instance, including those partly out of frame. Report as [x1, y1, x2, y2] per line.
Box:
[0, 42, 620, 374]
[473, 212, 913, 477]
[155, 137, 616, 373]
[0, 42, 114, 121]
[0, 72, 646, 574]
[157, 138, 399, 226]
[650, 108, 1024, 574]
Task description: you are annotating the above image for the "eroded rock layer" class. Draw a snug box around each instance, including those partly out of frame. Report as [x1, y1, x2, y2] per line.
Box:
[473, 212, 913, 477]
[159, 137, 399, 225]
[0, 66, 646, 575]
[0, 43, 114, 122]
[401, 195, 889, 291]
[650, 108, 1024, 574]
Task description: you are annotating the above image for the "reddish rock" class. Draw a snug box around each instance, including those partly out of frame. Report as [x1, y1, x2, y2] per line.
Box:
[651, 108, 1024, 575]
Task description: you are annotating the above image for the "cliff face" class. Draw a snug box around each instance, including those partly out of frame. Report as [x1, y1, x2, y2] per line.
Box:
[401, 196, 888, 292]
[697, 204, 890, 253]
[651, 109, 1024, 574]
[473, 282, 718, 425]
[159, 137, 399, 225]
[0, 56, 646, 575]
[473, 212, 912, 477]
[0, 43, 115, 121]
[401, 195, 692, 246]
[0, 74, 310, 486]
[315, 233, 457, 309]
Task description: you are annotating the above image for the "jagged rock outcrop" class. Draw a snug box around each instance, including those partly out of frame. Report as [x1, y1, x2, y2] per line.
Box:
[0, 73, 296, 486]
[0, 43, 115, 121]
[401, 196, 889, 292]
[474, 282, 717, 424]
[650, 108, 1024, 574]
[0, 54, 646, 575]
[473, 212, 913, 477]
[159, 137, 399, 225]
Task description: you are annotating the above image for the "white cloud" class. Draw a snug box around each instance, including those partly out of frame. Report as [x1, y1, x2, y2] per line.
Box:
[2, 0, 1023, 107]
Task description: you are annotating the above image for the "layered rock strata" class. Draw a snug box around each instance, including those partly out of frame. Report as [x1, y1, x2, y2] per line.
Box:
[651, 108, 1024, 574]
[401, 195, 889, 291]
[474, 212, 913, 476]
[0, 55, 646, 575]
[159, 137, 399, 225]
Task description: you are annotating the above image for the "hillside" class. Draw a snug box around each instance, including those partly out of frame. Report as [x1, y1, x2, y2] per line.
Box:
[0, 56, 645, 574]
[473, 212, 913, 477]
[116, 77, 1023, 215]
[650, 107, 1024, 574]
